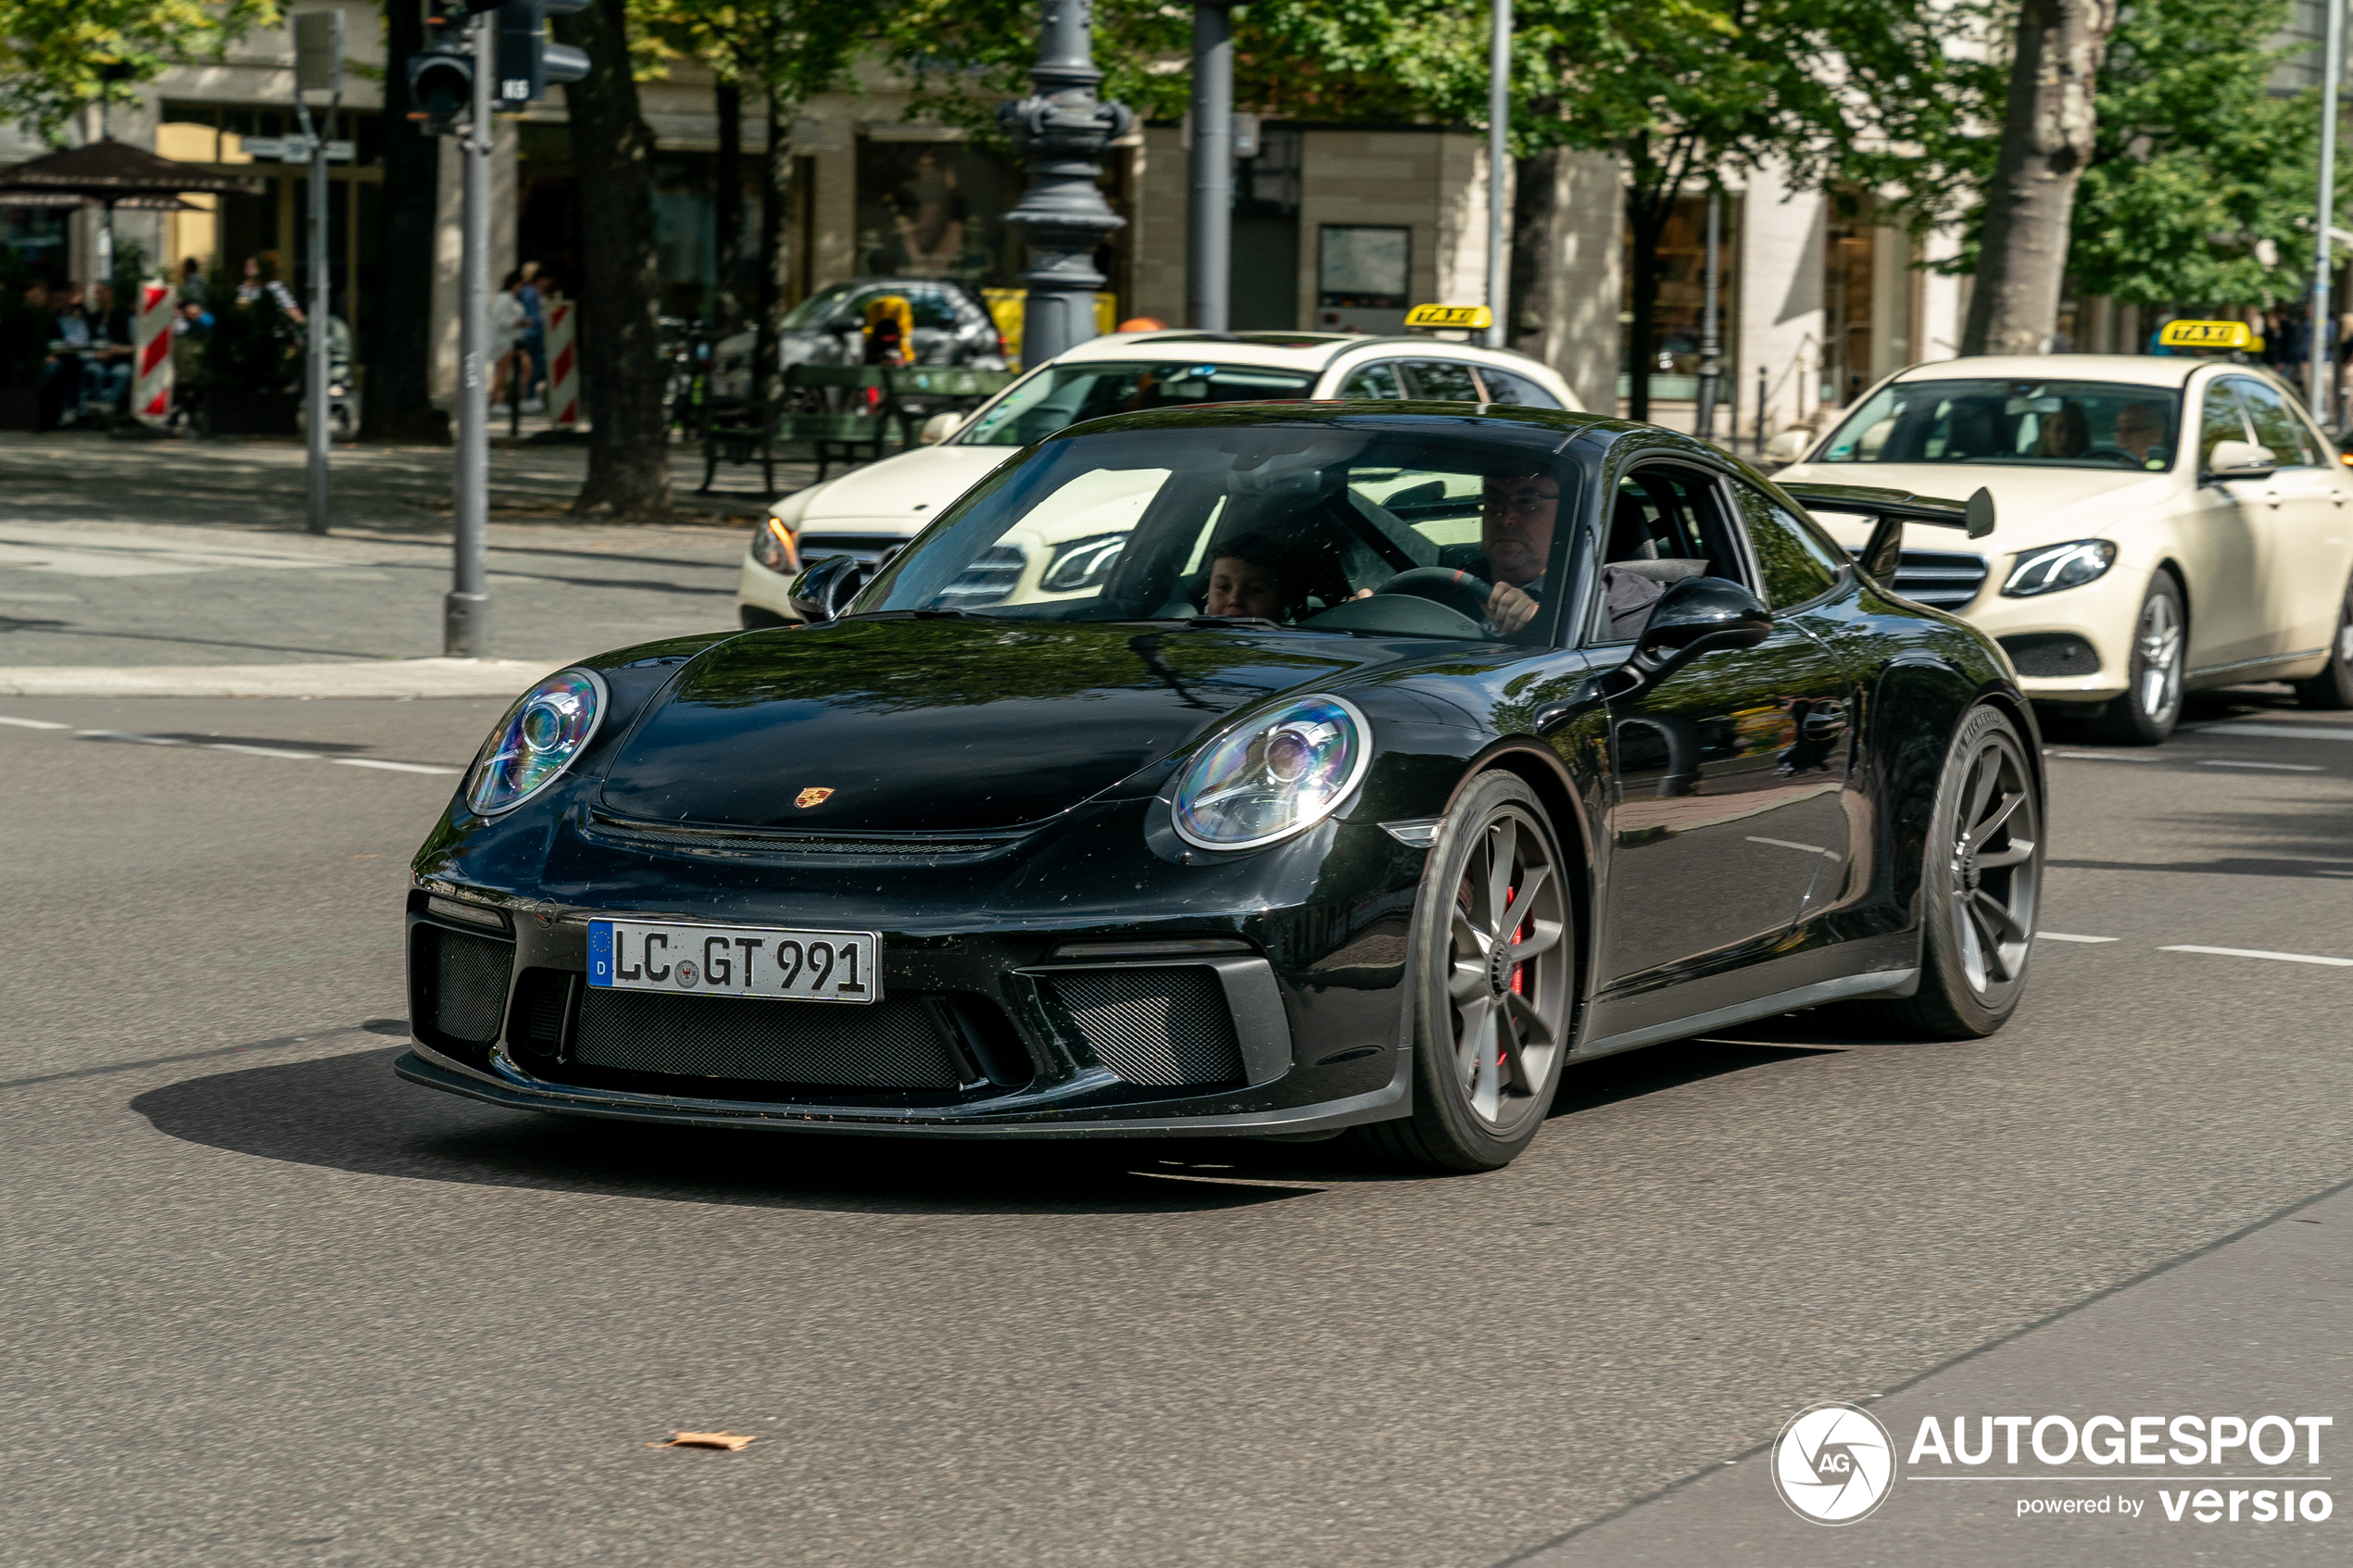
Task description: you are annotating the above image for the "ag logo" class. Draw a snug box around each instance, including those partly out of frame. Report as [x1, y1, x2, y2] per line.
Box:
[796, 787, 835, 809]
[1770, 1401, 1896, 1524]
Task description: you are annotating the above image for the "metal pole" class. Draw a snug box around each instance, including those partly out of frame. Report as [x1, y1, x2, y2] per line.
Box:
[2314, 0, 2345, 424]
[1754, 364, 1767, 457]
[446, 11, 493, 657]
[304, 101, 332, 533]
[1485, 0, 1509, 348]
[1694, 191, 1721, 442]
[1000, 0, 1131, 367]
[1188, 2, 1232, 332]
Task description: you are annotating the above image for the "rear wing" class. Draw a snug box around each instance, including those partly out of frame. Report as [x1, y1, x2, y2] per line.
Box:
[1776, 481, 1995, 588]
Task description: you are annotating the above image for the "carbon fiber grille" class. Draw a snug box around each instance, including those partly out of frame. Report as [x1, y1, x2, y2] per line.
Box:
[428, 926, 512, 1045]
[573, 988, 963, 1088]
[1049, 968, 1243, 1087]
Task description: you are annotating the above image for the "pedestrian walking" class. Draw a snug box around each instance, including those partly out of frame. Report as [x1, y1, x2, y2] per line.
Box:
[489, 270, 529, 415]
[517, 263, 548, 412]
[235, 252, 303, 323]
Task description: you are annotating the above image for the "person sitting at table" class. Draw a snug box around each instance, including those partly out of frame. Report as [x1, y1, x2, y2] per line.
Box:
[43, 283, 90, 426]
[80, 282, 135, 419]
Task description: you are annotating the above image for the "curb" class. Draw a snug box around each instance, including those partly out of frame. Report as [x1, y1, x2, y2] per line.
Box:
[0, 659, 551, 699]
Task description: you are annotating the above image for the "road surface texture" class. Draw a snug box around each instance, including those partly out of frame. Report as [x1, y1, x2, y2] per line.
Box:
[2, 684, 2347, 1566]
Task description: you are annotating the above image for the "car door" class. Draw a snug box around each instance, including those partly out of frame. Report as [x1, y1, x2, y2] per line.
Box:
[2178, 374, 2273, 670]
[1471, 364, 1565, 408]
[2232, 376, 2348, 660]
[1596, 461, 1853, 997]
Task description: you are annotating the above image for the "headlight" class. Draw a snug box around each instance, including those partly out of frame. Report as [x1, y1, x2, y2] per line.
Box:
[1172, 695, 1370, 850]
[2002, 539, 2118, 597]
[465, 669, 606, 815]
[749, 516, 799, 574]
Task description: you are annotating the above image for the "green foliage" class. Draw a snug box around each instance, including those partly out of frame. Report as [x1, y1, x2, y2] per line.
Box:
[107, 235, 149, 307]
[198, 264, 297, 393]
[0, 0, 278, 136]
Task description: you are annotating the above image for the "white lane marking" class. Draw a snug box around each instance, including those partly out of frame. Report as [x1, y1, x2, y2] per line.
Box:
[2161, 944, 2353, 968]
[3, 714, 459, 777]
[332, 757, 460, 776]
[2045, 749, 2161, 762]
[2197, 759, 2324, 771]
[1744, 834, 1839, 859]
[2207, 723, 2353, 742]
[2036, 932, 2119, 943]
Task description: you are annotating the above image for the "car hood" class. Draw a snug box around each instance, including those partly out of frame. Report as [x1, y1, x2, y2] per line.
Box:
[795, 444, 1017, 533]
[596, 619, 1400, 834]
[1776, 461, 2176, 551]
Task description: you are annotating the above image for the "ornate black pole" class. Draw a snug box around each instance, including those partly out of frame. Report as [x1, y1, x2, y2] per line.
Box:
[1000, 1, 1131, 367]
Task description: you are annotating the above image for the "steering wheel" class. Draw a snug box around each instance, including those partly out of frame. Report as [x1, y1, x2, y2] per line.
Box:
[1378, 566, 1493, 625]
[2081, 446, 2141, 467]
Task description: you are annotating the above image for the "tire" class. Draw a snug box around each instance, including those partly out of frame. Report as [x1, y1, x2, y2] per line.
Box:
[1353, 772, 1576, 1172]
[2091, 574, 2184, 744]
[2294, 578, 2353, 709]
[1867, 705, 2043, 1038]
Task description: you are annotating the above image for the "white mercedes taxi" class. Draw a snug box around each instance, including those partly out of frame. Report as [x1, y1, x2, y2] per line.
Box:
[736, 329, 1579, 624]
[1777, 351, 2353, 742]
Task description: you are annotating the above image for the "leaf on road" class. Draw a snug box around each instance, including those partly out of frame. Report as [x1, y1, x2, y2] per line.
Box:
[646, 1431, 758, 1451]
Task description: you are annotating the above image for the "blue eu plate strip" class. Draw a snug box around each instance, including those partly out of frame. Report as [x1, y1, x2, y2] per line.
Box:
[587, 920, 613, 987]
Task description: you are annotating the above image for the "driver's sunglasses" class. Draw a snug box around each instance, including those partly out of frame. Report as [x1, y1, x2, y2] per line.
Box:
[1484, 487, 1559, 516]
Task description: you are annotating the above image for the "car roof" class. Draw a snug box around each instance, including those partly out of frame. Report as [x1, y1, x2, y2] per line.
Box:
[1888, 354, 2209, 390]
[1041, 400, 1631, 451]
[1051, 330, 1564, 376]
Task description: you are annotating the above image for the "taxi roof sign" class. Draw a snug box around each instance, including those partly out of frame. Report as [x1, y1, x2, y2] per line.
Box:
[2158, 319, 2257, 350]
[1404, 303, 1492, 331]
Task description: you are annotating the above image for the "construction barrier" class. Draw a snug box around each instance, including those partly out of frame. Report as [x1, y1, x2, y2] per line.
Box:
[134, 282, 173, 425]
[546, 296, 578, 427]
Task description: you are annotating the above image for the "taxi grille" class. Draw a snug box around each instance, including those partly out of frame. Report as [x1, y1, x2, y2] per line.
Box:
[1850, 546, 1989, 610]
[796, 533, 908, 567]
[572, 989, 965, 1089]
[934, 544, 1027, 609]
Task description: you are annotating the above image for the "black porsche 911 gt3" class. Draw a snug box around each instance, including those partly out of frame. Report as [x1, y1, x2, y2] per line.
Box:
[396, 402, 2044, 1172]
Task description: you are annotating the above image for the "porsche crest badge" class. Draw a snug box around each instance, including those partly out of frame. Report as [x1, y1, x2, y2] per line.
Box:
[795, 787, 835, 809]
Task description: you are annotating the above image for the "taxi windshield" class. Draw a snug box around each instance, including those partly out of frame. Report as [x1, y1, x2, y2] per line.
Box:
[862, 423, 1581, 642]
[1816, 379, 2183, 472]
[956, 360, 1317, 447]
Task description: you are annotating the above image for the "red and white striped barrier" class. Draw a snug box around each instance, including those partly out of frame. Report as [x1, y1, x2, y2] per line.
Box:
[134, 282, 173, 425]
[545, 296, 578, 427]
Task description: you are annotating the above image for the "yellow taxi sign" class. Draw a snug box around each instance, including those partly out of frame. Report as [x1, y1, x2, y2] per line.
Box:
[2158, 319, 2257, 350]
[1404, 303, 1492, 331]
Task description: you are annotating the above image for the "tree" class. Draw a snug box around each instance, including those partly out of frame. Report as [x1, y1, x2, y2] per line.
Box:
[0, 0, 274, 136]
[554, 0, 674, 520]
[1964, 0, 2120, 355]
[360, 0, 447, 444]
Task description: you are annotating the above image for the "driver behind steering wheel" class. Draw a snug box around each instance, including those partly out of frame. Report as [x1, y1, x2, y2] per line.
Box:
[1468, 470, 1561, 635]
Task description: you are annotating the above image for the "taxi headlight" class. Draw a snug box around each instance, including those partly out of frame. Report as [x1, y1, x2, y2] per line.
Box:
[465, 669, 606, 815]
[749, 516, 799, 574]
[2002, 538, 2118, 597]
[1173, 695, 1370, 850]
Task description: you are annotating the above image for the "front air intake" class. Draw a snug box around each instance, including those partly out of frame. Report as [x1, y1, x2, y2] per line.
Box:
[410, 922, 514, 1054]
[1045, 967, 1245, 1087]
[571, 989, 967, 1089]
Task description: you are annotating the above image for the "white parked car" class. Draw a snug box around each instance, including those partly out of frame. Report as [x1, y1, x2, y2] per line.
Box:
[1777, 354, 2353, 741]
[736, 329, 1580, 625]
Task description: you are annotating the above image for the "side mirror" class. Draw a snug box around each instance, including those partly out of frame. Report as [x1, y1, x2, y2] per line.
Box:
[2206, 439, 2277, 481]
[1607, 576, 1774, 698]
[919, 411, 963, 445]
[1761, 427, 1813, 466]
[786, 554, 870, 623]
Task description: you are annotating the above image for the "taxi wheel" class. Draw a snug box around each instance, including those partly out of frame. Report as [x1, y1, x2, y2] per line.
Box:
[2091, 575, 2184, 744]
[1353, 772, 1573, 1173]
[2293, 580, 2353, 709]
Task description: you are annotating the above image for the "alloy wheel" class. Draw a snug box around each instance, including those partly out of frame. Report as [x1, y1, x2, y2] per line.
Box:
[1445, 806, 1570, 1128]
[2135, 591, 2183, 725]
[1947, 734, 2040, 997]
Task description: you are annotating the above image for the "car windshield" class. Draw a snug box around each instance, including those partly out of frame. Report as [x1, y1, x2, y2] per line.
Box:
[956, 360, 1318, 447]
[1816, 378, 2183, 472]
[778, 282, 862, 332]
[862, 421, 1582, 642]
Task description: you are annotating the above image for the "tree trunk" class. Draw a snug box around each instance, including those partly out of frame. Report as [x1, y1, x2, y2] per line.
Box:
[359, 0, 447, 445]
[1508, 143, 1563, 360]
[753, 78, 794, 418]
[1961, 0, 2118, 356]
[553, 0, 674, 520]
[712, 80, 743, 335]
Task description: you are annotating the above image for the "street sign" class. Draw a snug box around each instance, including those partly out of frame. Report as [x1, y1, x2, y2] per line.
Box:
[237, 136, 355, 162]
[1405, 303, 1492, 331]
[2158, 320, 2257, 350]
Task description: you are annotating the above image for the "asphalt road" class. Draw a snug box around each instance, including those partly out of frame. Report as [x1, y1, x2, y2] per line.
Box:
[2, 690, 2348, 1566]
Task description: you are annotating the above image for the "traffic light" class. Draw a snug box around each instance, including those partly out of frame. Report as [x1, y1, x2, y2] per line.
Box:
[406, 3, 472, 136]
[496, 0, 592, 107]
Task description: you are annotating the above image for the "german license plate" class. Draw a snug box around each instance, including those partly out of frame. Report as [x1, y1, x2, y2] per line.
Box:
[587, 920, 882, 1004]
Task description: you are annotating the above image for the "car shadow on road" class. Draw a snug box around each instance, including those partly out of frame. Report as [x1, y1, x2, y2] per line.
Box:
[129, 1046, 1321, 1216]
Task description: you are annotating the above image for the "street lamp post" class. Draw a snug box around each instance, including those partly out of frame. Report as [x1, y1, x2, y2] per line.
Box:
[1000, 1, 1132, 368]
[1485, 0, 1510, 348]
[1694, 192, 1721, 443]
[447, 8, 494, 657]
[2313, 0, 2345, 426]
[1188, 1, 1233, 333]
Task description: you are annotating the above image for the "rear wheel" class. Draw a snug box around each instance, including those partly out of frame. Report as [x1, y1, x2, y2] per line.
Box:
[2091, 575, 2184, 744]
[1353, 772, 1574, 1173]
[1867, 705, 2042, 1038]
[2294, 579, 2353, 709]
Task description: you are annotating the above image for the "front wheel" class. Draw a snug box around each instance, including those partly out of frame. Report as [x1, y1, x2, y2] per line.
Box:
[2091, 575, 2184, 744]
[2294, 579, 2353, 709]
[1353, 772, 1575, 1173]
